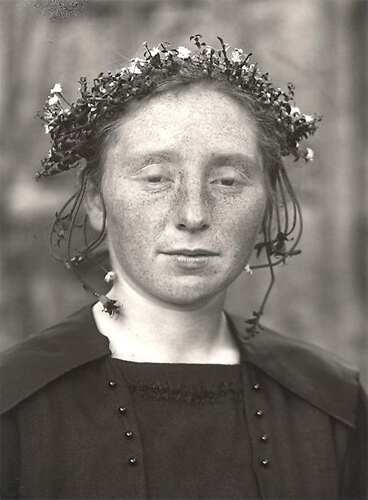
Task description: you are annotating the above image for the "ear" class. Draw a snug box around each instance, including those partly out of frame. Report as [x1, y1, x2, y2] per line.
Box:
[84, 179, 106, 233]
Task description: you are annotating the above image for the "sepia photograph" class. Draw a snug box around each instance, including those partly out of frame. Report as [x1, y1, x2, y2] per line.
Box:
[0, 0, 367, 498]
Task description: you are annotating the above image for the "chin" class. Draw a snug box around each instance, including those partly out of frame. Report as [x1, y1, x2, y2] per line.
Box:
[150, 278, 230, 309]
[159, 293, 220, 310]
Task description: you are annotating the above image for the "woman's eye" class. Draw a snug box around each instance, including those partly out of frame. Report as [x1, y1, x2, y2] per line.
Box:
[147, 175, 168, 183]
[210, 167, 250, 188]
[216, 177, 235, 186]
[134, 164, 173, 185]
[211, 176, 242, 187]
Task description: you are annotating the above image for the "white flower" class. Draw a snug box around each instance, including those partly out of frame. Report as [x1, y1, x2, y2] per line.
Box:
[244, 264, 253, 275]
[304, 114, 314, 123]
[305, 148, 314, 161]
[44, 124, 50, 134]
[48, 95, 59, 106]
[150, 46, 160, 57]
[127, 58, 143, 74]
[290, 106, 300, 116]
[231, 48, 243, 63]
[177, 46, 191, 59]
[50, 83, 62, 94]
[44, 110, 53, 121]
[104, 271, 117, 283]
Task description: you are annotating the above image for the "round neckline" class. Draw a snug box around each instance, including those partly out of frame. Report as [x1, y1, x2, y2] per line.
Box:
[112, 357, 243, 388]
[112, 358, 241, 367]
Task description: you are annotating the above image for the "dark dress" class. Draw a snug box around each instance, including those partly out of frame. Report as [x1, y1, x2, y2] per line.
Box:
[1, 305, 367, 499]
[114, 360, 261, 498]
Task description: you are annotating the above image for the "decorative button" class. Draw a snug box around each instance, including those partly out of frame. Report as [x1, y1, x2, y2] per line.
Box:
[261, 459, 270, 467]
[255, 410, 264, 418]
[118, 406, 127, 414]
[128, 457, 137, 466]
[125, 431, 134, 439]
[108, 380, 117, 389]
[260, 434, 269, 442]
[252, 383, 261, 391]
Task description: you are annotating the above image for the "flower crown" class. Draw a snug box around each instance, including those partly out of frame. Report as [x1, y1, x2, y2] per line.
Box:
[37, 34, 320, 179]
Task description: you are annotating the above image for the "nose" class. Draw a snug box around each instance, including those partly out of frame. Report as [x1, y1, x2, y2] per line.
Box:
[174, 178, 211, 231]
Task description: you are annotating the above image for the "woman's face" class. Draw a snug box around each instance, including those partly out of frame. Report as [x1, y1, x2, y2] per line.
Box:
[100, 86, 267, 307]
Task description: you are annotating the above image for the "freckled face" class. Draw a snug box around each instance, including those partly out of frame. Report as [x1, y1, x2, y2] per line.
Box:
[101, 86, 267, 306]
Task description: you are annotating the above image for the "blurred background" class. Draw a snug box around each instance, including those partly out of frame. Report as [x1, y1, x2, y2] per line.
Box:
[0, 0, 367, 387]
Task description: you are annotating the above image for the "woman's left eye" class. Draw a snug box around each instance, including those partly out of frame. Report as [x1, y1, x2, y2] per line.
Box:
[147, 175, 169, 183]
[212, 177, 236, 186]
[210, 173, 247, 188]
[210, 166, 251, 188]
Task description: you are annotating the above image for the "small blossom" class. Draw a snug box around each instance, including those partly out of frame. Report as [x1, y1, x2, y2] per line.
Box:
[48, 95, 59, 106]
[99, 295, 121, 317]
[50, 83, 62, 94]
[150, 46, 160, 57]
[304, 114, 314, 123]
[177, 46, 191, 59]
[203, 47, 214, 55]
[104, 271, 117, 283]
[44, 124, 51, 134]
[231, 48, 243, 63]
[244, 264, 253, 275]
[127, 58, 142, 74]
[290, 106, 300, 116]
[305, 148, 314, 161]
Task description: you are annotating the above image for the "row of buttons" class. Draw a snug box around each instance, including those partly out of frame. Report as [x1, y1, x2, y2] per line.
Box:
[109, 378, 270, 468]
[252, 382, 270, 468]
[109, 380, 137, 466]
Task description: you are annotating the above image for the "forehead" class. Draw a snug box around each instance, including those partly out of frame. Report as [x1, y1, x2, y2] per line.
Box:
[107, 86, 259, 161]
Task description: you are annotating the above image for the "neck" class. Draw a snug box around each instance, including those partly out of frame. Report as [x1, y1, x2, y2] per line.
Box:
[93, 280, 240, 364]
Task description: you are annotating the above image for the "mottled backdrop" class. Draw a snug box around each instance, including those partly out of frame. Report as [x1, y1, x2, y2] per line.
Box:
[0, 0, 367, 387]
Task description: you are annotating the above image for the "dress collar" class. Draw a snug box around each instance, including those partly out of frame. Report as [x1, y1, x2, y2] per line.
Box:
[0, 304, 359, 426]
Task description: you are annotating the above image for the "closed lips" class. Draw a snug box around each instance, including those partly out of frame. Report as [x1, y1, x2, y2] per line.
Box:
[163, 249, 218, 256]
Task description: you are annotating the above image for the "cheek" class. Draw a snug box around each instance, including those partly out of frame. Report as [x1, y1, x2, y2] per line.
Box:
[214, 190, 266, 251]
[103, 187, 166, 252]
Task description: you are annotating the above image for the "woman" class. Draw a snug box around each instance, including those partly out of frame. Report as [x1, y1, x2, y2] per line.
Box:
[1, 36, 367, 499]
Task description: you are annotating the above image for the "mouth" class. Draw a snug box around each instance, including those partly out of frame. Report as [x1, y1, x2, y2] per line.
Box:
[160, 249, 219, 270]
[162, 249, 218, 257]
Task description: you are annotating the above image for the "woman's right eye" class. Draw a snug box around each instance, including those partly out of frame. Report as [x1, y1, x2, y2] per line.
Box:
[132, 163, 173, 185]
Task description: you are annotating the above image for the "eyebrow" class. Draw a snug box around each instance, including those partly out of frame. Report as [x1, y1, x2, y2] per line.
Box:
[126, 151, 178, 167]
[125, 151, 261, 173]
[210, 154, 261, 173]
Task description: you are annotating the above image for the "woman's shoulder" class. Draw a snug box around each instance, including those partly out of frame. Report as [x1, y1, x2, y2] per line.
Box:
[0, 308, 364, 426]
[227, 312, 362, 427]
[0, 305, 110, 415]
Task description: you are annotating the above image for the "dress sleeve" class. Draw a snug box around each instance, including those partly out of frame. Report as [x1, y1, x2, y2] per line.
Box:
[0, 412, 20, 499]
[340, 384, 368, 499]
